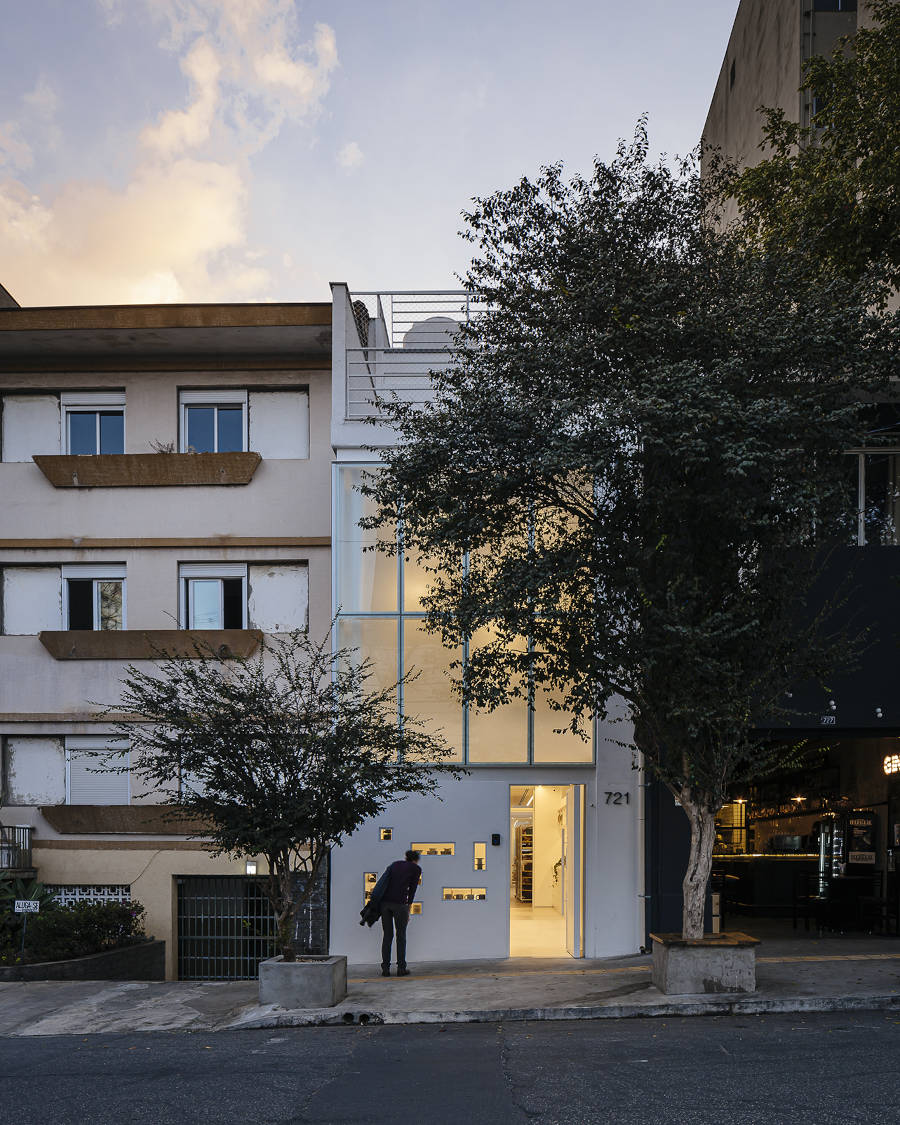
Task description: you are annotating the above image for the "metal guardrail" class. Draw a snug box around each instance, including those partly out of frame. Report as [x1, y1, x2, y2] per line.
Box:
[0, 825, 32, 870]
[345, 290, 483, 419]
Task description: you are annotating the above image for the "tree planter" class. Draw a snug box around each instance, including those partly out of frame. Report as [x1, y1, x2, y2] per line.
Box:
[650, 932, 759, 995]
[258, 955, 347, 1008]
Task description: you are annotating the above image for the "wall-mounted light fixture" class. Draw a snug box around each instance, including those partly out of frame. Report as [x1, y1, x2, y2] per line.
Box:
[245, 860, 258, 875]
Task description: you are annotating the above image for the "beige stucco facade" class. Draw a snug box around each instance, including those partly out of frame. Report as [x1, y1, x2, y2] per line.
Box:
[0, 302, 332, 978]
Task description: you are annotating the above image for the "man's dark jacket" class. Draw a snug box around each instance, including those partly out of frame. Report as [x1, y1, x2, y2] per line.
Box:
[359, 867, 392, 927]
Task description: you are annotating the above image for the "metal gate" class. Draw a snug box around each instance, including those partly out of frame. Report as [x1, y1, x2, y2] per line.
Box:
[176, 876, 277, 981]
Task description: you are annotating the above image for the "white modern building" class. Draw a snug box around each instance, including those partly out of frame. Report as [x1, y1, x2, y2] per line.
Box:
[327, 286, 646, 963]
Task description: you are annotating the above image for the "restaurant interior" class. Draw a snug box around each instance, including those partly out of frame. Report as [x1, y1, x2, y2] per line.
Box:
[712, 737, 900, 937]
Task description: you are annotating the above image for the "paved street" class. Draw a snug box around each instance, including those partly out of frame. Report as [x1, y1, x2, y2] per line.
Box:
[1, 1011, 899, 1125]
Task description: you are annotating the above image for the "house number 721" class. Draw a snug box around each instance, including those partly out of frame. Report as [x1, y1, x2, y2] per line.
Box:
[605, 792, 630, 805]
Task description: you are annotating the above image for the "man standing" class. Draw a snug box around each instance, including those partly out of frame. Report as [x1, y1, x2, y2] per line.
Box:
[380, 849, 422, 977]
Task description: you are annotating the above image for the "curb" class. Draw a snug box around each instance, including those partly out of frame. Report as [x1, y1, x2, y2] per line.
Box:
[228, 992, 900, 1030]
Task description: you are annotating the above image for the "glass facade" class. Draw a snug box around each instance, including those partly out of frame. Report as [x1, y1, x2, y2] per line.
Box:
[335, 465, 594, 766]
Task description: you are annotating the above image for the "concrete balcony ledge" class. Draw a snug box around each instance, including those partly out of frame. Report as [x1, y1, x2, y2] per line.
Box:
[32, 451, 261, 488]
[39, 805, 208, 835]
[38, 629, 263, 661]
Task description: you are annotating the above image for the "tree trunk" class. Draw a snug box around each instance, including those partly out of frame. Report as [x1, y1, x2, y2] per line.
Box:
[681, 799, 717, 940]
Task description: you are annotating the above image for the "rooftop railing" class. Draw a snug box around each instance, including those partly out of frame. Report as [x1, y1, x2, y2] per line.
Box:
[345, 290, 482, 420]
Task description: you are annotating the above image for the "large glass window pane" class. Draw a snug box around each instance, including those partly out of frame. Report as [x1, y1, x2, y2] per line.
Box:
[337, 467, 398, 612]
[403, 545, 457, 612]
[189, 579, 222, 628]
[99, 412, 124, 454]
[337, 617, 399, 701]
[402, 619, 463, 762]
[532, 687, 593, 763]
[68, 412, 97, 455]
[98, 581, 123, 631]
[466, 626, 529, 763]
[186, 406, 215, 453]
[468, 702, 529, 763]
[217, 407, 244, 452]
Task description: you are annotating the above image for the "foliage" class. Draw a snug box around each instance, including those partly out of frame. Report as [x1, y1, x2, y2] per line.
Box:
[361, 125, 898, 937]
[0, 895, 145, 966]
[734, 0, 900, 287]
[0, 876, 59, 957]
[102, 629, 463, 960]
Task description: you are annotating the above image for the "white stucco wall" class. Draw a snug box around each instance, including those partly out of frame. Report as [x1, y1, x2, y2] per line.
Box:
[330, 776, 512, 964]
[248, 564, 309, 633]
[2, 567, 62, 634]
[1, 395, 60, 462]
[248, 391, 309, 459]
[6, 736, 66, 805]
[330, 747, 645, 964]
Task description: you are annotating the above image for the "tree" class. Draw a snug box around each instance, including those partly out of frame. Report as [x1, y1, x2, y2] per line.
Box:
[361, 127, 897, 938]
[734, 0, 900, 287]
[104, 630, 462, 960]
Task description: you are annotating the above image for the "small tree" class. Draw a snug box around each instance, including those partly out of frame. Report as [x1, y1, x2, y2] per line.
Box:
[361, 128, 897, 939]
[104, 630, 462, 961]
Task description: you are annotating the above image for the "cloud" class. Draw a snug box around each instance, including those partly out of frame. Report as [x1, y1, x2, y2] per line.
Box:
[22, 77, 59, 119]
[0, 158, 268, 304]
[141, 1, 338, 153]
[337, 141, 364, 171]
[0, 1, 339, 304]
[140, 38, 221, 157]
[0, 123, 33, 171]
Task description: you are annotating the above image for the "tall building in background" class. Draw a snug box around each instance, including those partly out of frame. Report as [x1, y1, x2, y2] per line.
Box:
[647, 0, 900, 942]
[703, 0, 872, 167]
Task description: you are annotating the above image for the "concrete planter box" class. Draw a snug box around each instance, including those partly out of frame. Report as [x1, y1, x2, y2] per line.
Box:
[258, 955, 347, 1009]
[0, 939, 165, 982]
[650, 932, 760, 995]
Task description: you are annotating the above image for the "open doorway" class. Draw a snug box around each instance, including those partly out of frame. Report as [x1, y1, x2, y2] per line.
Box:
[509, 784, 584, 957]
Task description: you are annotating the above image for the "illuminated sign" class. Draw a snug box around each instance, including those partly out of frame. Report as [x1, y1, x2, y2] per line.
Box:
[884, 754, 900, 776]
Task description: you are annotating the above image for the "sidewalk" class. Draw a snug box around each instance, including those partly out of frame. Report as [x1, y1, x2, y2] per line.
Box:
[1, 935, 899, 1036]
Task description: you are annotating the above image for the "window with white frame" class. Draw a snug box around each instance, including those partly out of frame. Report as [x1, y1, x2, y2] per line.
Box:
[62, 564, 125, 631]
[180, 390, 247, 453]
[61, 392, 125, 455]
[180, 563, 247, 629]
[65, 737, 130, 805]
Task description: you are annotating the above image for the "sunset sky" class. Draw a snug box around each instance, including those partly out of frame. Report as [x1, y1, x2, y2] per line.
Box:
[0, 0, 740, 306]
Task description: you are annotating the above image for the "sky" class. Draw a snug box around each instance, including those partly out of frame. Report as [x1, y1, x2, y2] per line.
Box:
[0, 0, 740, 307]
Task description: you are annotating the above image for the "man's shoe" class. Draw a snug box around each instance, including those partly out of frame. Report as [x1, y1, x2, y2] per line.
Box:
[397, 967, 411, 976]
[381, 967, 391, 977]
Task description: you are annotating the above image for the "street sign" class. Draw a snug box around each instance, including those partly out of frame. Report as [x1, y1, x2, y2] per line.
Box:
[13, 900, 39, 914]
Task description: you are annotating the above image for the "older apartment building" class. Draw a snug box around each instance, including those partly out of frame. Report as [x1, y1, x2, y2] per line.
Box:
[0, 294, 331, 978]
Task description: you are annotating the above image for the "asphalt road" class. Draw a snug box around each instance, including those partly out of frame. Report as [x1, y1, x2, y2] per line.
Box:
[1, 1011, 898, 1125]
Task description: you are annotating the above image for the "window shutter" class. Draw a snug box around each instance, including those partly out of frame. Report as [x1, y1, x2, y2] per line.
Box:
[67, 750, 130, 805]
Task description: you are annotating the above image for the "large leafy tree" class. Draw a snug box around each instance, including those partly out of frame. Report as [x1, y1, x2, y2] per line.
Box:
[362, 129, 897, 938]
[734, 0, 900, 287]
[104, 631, 462, 960]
